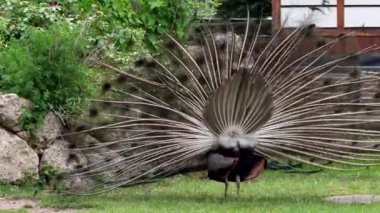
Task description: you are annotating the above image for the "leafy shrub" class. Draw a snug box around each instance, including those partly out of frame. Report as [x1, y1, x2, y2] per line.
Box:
[0, 0, 211, 69]
[33, 164, 63, 195]
[0, 0, 210, 49]
[0, 0, 224, 131]
[0, 24, 98, 131]
[0, 0, 81, 42]
[0, 17, 7, 48]
[0, 0, 223, 72]
[83, 0, 210, 49]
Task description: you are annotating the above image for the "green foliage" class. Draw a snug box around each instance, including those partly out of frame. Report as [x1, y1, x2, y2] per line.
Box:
[6, 171, 36, 188]
[0, 0, 208, 49]
[0, 0, 221, 72]
[33, 164, 63, 195]
[133, 0, 197, 45]
[0, 17, 7, 48]
[0, 0, 80, 42]
[217, 0, 272, 18]
[0, 0, 222, 131]
[196, 0, 222, 18]
[81, 0, 201, 51]
[0, 24, 97, 131]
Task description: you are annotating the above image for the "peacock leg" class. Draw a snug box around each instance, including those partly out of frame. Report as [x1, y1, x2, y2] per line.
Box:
[236, 175, 240, 197]
[224, 178, 228, 199]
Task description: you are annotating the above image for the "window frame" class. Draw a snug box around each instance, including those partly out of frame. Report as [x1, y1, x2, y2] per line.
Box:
[272, 0, 380, 36]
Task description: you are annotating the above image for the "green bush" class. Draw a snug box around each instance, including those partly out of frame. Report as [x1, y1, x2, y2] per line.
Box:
[82, 0, 212, 49]
[0, 0, 221, 72]
[0, 0, 81, 42]
[33, 163, 63, 195]
[0, 0, 209, 50]
[0, 24, 98, 131]
[0, 0, 224, 131]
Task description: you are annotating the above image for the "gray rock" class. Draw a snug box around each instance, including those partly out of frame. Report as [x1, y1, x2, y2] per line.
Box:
[324, 195, 380, 204]
[0, 94, 32, 132]
[40, 137, 93, 192]
[16, 131, 31, 141]
[40, 112, 65, 143]
[28, 112, 65, 149]
[0, 127, 39, 183]
[213, 32, 243, 51]
[41, 139, 86, 173]
[63, 175, 95, 192]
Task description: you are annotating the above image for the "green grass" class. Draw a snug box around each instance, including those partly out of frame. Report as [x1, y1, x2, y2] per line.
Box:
[1, 168, 380, 212]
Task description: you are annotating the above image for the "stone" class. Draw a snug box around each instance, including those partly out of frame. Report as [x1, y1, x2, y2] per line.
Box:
[40, 139, 93, 192]
[40, 112, 65, 142]
[0, 127, 39, 183]
[28, 112, 65, 149]
[213, 32, 243, 50]
[41, 139, 86, 173]
[63, 175, 95, 193]
[16, 131, 31, 141]
[324, 195, 380, 204]
[0, 94, 32, 132]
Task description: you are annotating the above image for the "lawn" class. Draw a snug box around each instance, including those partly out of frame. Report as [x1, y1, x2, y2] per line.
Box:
[1, 168, 380, 213]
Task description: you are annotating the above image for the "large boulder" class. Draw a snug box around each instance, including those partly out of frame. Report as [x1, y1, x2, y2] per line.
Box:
[0, 127, 39, 183]
[0, 94, 32, 132]
[27, 112, 65, 149]
[39, 112, 65, 143]
[41, 139, 86, 173]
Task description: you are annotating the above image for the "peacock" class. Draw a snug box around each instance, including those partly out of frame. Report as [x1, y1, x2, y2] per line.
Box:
[64, 13, 380, 197]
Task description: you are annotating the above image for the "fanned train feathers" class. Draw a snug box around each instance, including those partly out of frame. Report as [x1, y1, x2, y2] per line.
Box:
[64, 16, 380, 194]
[203, 71, 273, 136]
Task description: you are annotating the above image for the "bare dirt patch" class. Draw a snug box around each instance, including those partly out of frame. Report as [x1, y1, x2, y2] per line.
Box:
[0, 198, 77, 213]
[324, 195, 380, 204]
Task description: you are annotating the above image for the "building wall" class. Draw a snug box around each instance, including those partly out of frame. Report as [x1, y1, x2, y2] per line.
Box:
[273, 0, 380, 55]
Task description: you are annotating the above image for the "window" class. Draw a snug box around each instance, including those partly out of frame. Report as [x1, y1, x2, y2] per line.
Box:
[272, 0, 380, 35]
[344, 1, 380, 27]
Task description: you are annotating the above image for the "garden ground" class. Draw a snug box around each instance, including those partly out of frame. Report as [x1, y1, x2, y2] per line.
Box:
[0, 168, 380, 213]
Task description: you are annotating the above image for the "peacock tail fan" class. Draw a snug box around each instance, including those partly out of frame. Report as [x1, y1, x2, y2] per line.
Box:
[62, 15, 380, 195]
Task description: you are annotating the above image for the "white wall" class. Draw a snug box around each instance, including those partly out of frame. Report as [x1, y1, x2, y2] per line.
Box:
[345, 0, 380, 5]
[280, 0, 380, 28]
[281, 0, 337, 5]
[281, 7, 337, 28]
[344, 7, 380, 27]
